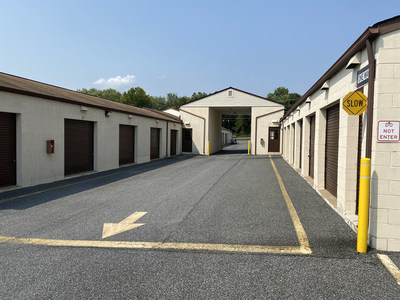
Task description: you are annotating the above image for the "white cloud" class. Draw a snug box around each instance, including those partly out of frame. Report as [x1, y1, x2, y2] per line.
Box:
[93, 74, 136, 89]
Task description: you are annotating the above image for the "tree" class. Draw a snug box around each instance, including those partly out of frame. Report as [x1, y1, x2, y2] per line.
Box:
[165, 93, 181, 109]
[150, 96, 167, 111]
[78, 88, 122, 102]
[232, 115, 251, 136]
[191, 92, 208, 101]
[121, 87, 152, 108]
[267, 87, 301, 112]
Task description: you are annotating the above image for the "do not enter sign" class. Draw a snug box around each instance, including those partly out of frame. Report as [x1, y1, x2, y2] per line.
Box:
[342, 91, 368, 115]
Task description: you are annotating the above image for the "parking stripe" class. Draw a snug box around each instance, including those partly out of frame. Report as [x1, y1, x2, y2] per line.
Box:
[0, 236, 310, 254]
[0, 155, 312, 255]
[269, 155, 312, 253]
[377, 254, 400, 285]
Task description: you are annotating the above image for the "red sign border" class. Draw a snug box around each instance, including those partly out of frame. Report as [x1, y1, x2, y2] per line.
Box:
[377, 120, 400, 142]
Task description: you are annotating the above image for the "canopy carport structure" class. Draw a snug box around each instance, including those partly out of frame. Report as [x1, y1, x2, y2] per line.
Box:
[180, 87, 284, 155]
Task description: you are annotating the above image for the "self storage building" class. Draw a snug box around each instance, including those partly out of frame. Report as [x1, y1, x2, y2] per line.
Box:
[281, 16, 400, 251]
[180, 87, 284, 155]
[0, 72, 182, 189]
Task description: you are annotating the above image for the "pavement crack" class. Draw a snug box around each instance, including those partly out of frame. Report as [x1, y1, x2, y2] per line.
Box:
[161, 156, 244, 243]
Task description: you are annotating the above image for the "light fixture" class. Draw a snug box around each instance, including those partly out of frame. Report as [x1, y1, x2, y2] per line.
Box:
[128, 115, 133, 119]
[80, 106, 88, 111]
[105, 110, 111, 117]
[321, 80, 330, 90]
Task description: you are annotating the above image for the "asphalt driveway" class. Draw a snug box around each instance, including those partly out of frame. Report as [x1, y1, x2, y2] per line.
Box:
[0, 152, 399, 299]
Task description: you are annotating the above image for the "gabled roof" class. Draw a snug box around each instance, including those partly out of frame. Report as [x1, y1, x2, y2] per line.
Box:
[0, 72, 181, 123]
[181, 87, 283, 107]
[281, 15, 400, 121]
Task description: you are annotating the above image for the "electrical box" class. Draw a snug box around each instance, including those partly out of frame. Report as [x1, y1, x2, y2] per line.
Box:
[46, 140, 55, 154]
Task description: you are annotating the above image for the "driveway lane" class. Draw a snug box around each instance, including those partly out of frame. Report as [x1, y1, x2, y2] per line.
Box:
[0, 155, 240, 241]
[270, 156, 358, 257]
[166, 155, 298, 245]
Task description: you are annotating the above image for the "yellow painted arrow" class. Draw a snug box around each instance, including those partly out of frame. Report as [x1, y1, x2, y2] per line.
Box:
[102, 212, 147, 239]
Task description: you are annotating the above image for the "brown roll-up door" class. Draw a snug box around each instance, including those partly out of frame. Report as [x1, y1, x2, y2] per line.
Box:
[299, 120, 303, 169]
[119, 125, 135, 165]
[292, 125, 295, 163]
[182, 128, 192, 152]
[150, 128, 160, 160]
[309, 115, 315, 178]
[325, 105, 340, 197]
[170, 130, 177, 156]
[0, 112, 16, 187]
[64, 119, 94, 176]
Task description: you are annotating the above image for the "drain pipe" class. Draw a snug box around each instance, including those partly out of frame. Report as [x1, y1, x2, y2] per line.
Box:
[180, 109, 206, 155]
[254, 109, 284, 155]
[166, 121, 169, 157]
[365, 38, 375, 159]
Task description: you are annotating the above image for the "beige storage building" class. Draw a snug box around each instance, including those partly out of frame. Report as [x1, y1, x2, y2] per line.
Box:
[281, 16, 400, 251]
[180, 87, 284, 155]
[0, 72, 182, 189]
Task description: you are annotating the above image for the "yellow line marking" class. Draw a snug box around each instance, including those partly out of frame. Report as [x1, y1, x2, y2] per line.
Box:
[377, 254, 400, 285]
[269, 154, 312, 253]
[0, 236, 309, 254]
[0, 156, 312, 255]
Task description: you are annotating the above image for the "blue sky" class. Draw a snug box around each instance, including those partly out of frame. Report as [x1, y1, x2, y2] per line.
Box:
[1, 1, 399, 98]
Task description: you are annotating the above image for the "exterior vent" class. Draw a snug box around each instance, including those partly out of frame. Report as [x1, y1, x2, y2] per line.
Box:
[228, 90, 234, 97]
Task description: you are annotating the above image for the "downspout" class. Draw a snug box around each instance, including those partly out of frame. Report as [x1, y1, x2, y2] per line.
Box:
[365, 38, 376, 159]
[180, 109, 206, 155]
[254, 109, 284, 155]
[166, 121, 169, 157]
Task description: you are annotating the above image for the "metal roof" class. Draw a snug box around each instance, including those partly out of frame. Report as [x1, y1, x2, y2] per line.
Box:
[0, 72, 181, 123]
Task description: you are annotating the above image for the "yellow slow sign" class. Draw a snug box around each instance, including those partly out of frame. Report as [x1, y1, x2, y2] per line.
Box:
[342, 91, 368, 115]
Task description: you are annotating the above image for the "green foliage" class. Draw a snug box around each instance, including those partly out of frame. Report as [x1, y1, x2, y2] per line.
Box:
[77, 88, 122, 102]
[191, 92, 208, 101]
[267, 87, 302, 112]
[77, 86, 208, 111]
[232, 115, 251, 136]
[222, 115, 251, 136]
[121, 87, 152, 107]
[150, 96, 168, 111]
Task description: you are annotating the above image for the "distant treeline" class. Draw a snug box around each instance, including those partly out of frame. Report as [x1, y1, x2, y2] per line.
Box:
[77, 87, 208, 111]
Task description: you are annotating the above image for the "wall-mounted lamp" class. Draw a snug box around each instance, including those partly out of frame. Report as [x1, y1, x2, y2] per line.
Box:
[184, 122, 190, 126]
[321, 80, 330, 90]
[305, 97, 311, 104]
[156, 120, 160, 123]
[80, 106, 88, 111]
[105, 110, 111, 117]
[128, 115, 133, 119]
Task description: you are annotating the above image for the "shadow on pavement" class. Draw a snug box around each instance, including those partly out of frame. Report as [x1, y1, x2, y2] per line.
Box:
[0, 155, 196, 211]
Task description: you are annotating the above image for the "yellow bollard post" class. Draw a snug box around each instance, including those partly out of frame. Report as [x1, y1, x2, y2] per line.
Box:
[248, 140, 250, 155]
[357, 158, 371, 253]
[208, 141, 210, 156]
